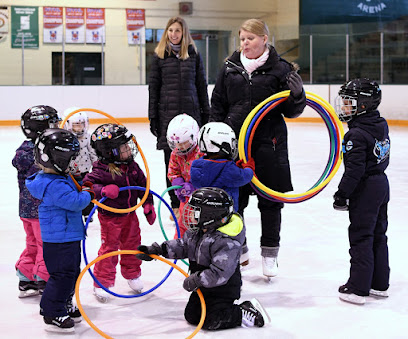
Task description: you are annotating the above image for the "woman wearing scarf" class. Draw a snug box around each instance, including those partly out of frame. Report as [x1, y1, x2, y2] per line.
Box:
[148, 17, 210, 221]
[210, 18, 306, 279]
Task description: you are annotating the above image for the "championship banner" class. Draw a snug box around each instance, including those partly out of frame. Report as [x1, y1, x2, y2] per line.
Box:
[0, 7, 8, 42]
[86, 8, 105, 44]
[43, 7, 62, 43]
[126, 9, 145, 45]
[65, 7, 85, 43]
[11, 6, 39, 48]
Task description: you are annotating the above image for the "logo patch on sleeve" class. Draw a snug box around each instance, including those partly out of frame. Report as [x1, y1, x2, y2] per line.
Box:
[345, 140, 353, 151]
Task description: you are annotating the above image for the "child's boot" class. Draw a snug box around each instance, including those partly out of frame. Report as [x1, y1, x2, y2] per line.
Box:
[43, 315, 75, 333]
[128, 277, 143, 294]
[261, 246, 279, 278]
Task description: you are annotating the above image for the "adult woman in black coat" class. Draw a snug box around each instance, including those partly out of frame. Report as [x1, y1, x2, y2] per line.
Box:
[148, 17, 210, 219]
[210, 18, 306, 278]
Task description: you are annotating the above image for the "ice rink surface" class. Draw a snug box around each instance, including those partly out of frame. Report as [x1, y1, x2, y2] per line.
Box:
[1, 122, 407, 338]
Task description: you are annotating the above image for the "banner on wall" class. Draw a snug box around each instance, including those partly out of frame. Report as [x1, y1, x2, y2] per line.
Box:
[65, 7, 85, 43]
[11, 6, 39, 48]
[43, 7, 62, 43]
[86, 8, 105, 44]
[0, 7, 8, 42]
[126, 9, 145, 45]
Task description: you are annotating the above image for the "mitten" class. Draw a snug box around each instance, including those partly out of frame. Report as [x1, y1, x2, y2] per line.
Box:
[149, 118, 160, 137]
[176, 182, 195, 203]
[287, 71, 304, 98]
[172, 177, 185, 188]
[143, 203, 156, 225]
[236, 158, 255, 172]
[136, 242, 163, 261]
[101, 184, 120, 199]
[333, 191, 349, 211]
[183, 272, 202, 292]
[81, 181, 95, 200]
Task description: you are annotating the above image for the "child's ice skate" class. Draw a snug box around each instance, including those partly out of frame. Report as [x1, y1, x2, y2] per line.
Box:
[240, 298, 270, 327]
[93, 287, 110, 303]
[37, 280, 46, 295]
[369, 289, 389, 298]
[128, 277, 143, 294]
[262, 256, 278, 280]
[66, 298, 82, 323]
[338, 285, 366, 305]
[43, 315, 75, 333]
[18, 280, 39, 298]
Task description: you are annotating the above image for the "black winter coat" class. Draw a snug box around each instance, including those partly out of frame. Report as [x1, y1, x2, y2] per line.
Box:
[148, 45, 210, 150]
[210, 46, 306, 192]
[337, 110, 390, 198]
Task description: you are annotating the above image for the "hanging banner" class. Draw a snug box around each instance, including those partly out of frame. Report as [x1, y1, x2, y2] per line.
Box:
[86, 8, 105, 44]
[43, 7, 63, 43]
[65, 7, 85, 43]
[11, 6, 39, 48]
[0, 7, 8, 42]
[126, 9, 145, 45]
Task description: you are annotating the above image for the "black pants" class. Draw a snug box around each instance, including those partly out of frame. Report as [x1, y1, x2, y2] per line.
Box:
[164, 147, 180, 209]
[41, 241, 81, 317]
[346, 174, 390, 296]
[239, 183, 283, 248]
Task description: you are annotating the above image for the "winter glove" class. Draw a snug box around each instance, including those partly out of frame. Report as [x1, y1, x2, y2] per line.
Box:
[81, 181, 95, 200]
[143, 203, 156, 225]
[136, 242, 163, 261]
[101, 184, 120, 199]
[333, 191, 349, 211]
[287, 71, 304, 98]
[175, 182, 195, 203]
[236, 157, 255, 172]
[183, 272, 202, 292]
[149, 118, 160, 137]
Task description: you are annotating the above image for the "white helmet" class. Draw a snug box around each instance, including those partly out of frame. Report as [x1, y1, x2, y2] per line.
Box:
[62, 107, 89, 137]
[166, 114, 199, 155]
[198, 122, 238, 159]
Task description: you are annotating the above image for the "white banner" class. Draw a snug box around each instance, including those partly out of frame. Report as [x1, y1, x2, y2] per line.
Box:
[65, 7, 85, 44]
[43, 7, 63, 43]
[126, 9, 145, 45]
[86, 8, 105, 44]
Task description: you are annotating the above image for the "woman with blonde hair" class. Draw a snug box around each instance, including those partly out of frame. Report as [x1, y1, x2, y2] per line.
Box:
[148, 16, 210, 220]
[211, 18, 306, 279]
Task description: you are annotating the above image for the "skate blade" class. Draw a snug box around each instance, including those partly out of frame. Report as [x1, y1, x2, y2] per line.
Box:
[250, 298, 271, 324]
[44, 325, 75, 333]
[19, 289, 40, 298]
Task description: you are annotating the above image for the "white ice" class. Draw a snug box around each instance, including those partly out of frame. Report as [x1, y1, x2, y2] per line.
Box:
[1, 122, 407, 338]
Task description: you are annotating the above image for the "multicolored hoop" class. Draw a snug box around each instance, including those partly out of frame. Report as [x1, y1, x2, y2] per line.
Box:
[238, 90, 344, 203]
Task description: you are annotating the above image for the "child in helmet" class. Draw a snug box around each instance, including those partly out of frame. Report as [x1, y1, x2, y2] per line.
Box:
[334, 78, 390, 305]
[12, 105, 61, 298]
[83, 123, 156, 303]
[166, 114, 204, 237]
[137, 187, 270, 330]
[26, 128, 94, 333]
[190, 122, 254, 265]
[62, 107, 98, 221]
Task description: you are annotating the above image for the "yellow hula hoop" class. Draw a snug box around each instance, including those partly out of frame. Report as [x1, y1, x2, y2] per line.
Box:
[75, 250, 206, 339]
[60, 108, 150, 213]
[238, 90, 345, 199]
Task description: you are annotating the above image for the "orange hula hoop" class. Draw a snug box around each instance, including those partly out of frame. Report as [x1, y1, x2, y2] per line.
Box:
[60, 108, 150, 213]
[75, 250, 206, 339]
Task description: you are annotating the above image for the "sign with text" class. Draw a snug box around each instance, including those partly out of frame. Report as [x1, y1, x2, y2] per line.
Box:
[86, 8, 105, 44]
[43, 7, 63, 43]
[0, 7, 8, 42]
[65, 7, 85, 43]
[126, 9, 145, 45]
[11, 6, 38, 48]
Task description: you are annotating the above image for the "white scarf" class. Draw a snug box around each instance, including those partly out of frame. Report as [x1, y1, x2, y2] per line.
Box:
[240, 48, 269, 75]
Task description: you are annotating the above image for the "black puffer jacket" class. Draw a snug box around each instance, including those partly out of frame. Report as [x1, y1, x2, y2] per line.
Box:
[210, 46, 306, 192]
[148, 45, 210, 150]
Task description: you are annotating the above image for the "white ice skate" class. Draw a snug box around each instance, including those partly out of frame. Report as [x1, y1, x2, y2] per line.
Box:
[128, 277, 143, 294]
[93, 287, 110, 303]
[369, 289, 389, 298]
[339, 293, 366, 305]
[262, 256, 278, 279]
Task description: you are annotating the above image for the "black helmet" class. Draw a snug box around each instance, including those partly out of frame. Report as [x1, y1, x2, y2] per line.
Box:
[35, 128, 80, 175]
[90, 123, 139, 164]
[335, 78, 382, 122]
[21, 105, 61, 140]
[182, 187, 234, 233]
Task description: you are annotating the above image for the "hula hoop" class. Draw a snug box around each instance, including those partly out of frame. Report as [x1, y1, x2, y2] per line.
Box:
[75, 250, 206, 339]
[60, 108, 150, 213]
[83, 186, 181, 298]
[238, 90, 344, 203]
[157, 185, 189, 266]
